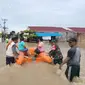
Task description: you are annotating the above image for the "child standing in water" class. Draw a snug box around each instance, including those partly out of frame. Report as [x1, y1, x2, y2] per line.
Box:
[6, 36, 19, 66]
[49, 39, 63, 65]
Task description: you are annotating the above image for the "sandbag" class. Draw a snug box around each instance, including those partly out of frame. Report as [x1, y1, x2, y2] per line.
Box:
[27, 57, 32, 62]
[28, 48, 35, 55]
[36, 52, 52, 63]
[43, 55, 52, 63]
[28, 48, 52, 63]
[24, 57, 28, 62]
[16, 53, 24, 65]
[36, 56, 43, 62]
[16, 50, 52, 64]
[24, 57, 32, 62]
[16, 51, 33, 65]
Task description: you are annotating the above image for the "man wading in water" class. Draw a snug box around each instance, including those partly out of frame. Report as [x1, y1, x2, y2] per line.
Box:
[59, 38, 81, 82]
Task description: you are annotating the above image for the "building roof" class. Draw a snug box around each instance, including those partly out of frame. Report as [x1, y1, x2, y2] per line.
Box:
[28, 26, 85, 33]
[35, 32, 62, 36]
[68, 27, 85, 33]
[28, 26, 69, 32]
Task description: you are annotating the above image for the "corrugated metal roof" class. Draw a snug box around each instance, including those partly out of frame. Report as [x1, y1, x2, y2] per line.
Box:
[35, 32, 62, 36]
[28, 26, 69, 32]
[28, 26, 85, 33]
[68, 27, 85, 33]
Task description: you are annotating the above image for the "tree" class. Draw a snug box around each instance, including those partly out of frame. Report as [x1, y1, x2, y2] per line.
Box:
[20, 31, 24, 38]
[23, 30, 37, 42]
[23, 30, 36, 38]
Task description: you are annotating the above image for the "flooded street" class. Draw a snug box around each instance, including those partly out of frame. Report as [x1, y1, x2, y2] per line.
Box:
[0, 43, 6, 67]
[0, 42, 85, 85]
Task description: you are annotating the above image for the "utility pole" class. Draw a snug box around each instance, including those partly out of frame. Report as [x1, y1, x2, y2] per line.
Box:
[1, 19, 8, 42]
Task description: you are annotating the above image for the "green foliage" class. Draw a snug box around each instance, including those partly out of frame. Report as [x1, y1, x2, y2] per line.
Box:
[24, 30, 35, 33]
[6, 34, 9, 38]
[29, 30, 35, 33]
[29, 33, 37, 38]
[24, 30, 29, 33]
[23, 30, 37, 38]
[23, 34, 28, 37]
[6, 38, 9, 43]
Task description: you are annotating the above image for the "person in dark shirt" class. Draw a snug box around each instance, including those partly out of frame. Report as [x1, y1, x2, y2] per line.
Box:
[49, 39, 63, 65]
[59, 38, 81, 82]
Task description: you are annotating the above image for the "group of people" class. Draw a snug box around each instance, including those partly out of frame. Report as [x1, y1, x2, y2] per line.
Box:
[6, 36, 81, 82]
[50, 38, 81, 82]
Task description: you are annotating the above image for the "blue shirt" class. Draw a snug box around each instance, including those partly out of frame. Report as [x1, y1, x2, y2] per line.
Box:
[18, 41, 25, 51]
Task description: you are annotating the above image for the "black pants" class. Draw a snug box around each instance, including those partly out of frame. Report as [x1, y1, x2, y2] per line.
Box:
[6, 57, 15, 65]
[65, 65, 80, 82]
[35, 48, 41, 55]
[53, 58, 62, 65]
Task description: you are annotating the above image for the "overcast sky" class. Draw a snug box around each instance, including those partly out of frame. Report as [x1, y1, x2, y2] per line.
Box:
[0, 0, 85, 32]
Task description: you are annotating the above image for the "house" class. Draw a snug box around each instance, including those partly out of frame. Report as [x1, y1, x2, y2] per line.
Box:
[28, 26, 70, 41]
[27, 26, 85, 42]
[28, 26, 68, 32]
[68, 27, 85, 48]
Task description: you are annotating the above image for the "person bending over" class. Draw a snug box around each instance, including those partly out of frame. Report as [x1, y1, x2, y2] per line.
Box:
[6, 36, 19, 66]
[49, 40, 63, 65]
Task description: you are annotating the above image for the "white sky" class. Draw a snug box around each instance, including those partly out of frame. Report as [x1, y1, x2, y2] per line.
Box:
[0, 0, 85, 32]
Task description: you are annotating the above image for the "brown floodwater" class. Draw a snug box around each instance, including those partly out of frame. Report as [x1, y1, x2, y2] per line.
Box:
[0, 42, 85, 85]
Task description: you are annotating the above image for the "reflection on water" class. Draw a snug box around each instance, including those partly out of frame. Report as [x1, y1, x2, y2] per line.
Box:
[0, 42, 85, 85]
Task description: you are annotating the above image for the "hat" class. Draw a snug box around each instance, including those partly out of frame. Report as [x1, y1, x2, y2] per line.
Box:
[12, 36, 18, 41]
[67, 38, 77, 42]
[51, 40, 56, 43]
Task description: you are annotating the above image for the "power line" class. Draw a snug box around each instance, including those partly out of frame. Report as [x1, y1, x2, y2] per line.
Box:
[1, 19, 8, 42]
[2, 19, 8, 32]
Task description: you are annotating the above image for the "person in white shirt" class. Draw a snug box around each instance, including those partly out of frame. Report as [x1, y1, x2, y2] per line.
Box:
[6, 36, 19, 66]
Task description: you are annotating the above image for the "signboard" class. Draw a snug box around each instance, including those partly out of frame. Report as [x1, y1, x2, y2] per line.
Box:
[42, 36, 51, 40]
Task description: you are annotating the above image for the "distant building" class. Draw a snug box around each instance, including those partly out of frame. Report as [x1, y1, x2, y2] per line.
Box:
[26, 26, 85, 42]
[28, 26, 68, 32]
[28, 26, 69, 41]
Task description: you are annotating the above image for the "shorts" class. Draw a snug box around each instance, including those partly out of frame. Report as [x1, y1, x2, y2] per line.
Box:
[20, 48, 28, 52]
[65, 65, 80, 82]
[6, 56, 15, 65]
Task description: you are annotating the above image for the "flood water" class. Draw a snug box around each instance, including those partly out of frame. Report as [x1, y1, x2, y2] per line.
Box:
[0, 42, 85, 85]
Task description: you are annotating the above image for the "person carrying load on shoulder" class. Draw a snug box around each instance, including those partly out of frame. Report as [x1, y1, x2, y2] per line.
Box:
[49, 39, 63, 65]
[18, 38, 30, 57]
[6, 36, 19, 66]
